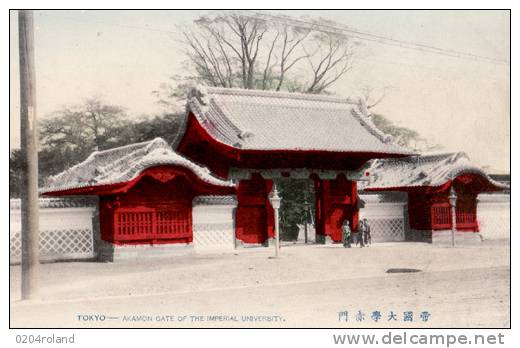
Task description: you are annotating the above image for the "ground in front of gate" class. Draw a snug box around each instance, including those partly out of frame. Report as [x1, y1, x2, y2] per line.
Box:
[10, 239, 510, 328]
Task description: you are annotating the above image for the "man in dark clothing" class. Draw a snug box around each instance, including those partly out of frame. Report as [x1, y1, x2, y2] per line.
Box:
[356, 220, 365, 248]
[341, 219, 352, 248]
[363, 218, 372, 246]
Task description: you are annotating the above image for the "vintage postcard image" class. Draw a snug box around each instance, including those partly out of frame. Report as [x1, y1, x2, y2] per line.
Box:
[9, 9, 510, 329]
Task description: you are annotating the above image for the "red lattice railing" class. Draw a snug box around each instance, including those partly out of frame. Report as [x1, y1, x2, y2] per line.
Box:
[456, 204, 477, 229]
[431, 204, 451, 229]
[431, 202, 478, 231]
[114, 206, 191, 242]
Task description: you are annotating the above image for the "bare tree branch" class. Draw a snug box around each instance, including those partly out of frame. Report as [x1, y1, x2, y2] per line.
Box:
[361, 85, 392, 109]
[275, 27, 311, 91]
[176, 13, 355, 96]
[262, 32, 280, 90]
[305, 34, 353, 93]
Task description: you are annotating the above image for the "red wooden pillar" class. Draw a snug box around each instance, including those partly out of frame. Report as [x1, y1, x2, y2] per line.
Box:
[313, 174, 358, 243]
[235, 173, 274, 244]
[312, 176, 327, 242]
[351, 181, 359, 231]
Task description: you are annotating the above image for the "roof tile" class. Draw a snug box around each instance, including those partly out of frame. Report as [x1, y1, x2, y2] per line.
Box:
[42, 138, 235, 194]
[362, 152, 507, 191]
[184, 86, 414, 155]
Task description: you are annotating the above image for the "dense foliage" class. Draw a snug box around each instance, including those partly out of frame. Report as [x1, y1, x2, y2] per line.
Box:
[275, 179, 315, 241]
[9, 98, 184, 198]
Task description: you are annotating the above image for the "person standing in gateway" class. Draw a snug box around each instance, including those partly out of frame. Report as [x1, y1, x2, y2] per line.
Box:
[341, 219, 352, 248]
[357, 220, 365, 247]
[362, 218, 372, 246]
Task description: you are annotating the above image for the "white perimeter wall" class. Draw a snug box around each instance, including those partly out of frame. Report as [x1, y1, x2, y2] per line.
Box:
[477, 194, 510, 240]
[8, 193, 509, 263]
[192, 201, 236, 252]
[359, 195, 407, 243]
[10, 199, 96, 264]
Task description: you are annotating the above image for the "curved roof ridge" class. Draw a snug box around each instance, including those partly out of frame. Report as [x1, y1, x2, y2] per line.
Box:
[93, 138, 160, 157]
[181, 85, 415, 155]
[185, 86, 244, 146]
[203, 85, 359, 105]
[48, 138, 169, 187]
[95, 138, 170, 177]
[444, 163, 504, 187]
[348, 102, 400, 147]
[205, 97, 245, 143]
[42, 137, 235, 194]
[417, 151, 468, 161]
[102, 150, 234, 188]
[363, 151, 507, 191]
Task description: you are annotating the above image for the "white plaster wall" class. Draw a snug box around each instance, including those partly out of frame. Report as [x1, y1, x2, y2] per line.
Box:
[10, 205, 96, 264]
[10, 207, 94, 232]
[192, 204, 236, 251]
[359, 195, 406, 243]
[477, 194, 510, 240]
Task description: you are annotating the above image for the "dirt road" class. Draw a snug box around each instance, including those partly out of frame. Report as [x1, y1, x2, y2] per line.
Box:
[10, 240, 510, 328]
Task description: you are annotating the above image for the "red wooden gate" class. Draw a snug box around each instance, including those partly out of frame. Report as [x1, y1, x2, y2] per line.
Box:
[429, 202, 478, 231]
[431, 203, 451, 229]
[455, 198, 478, 231]
[113, 204, 192, 243]
[235, 173, 274, 244]
[314, 175, 358, 243]
[235, 206, 267, 244]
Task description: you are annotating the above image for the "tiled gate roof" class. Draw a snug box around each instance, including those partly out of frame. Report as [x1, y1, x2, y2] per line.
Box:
[42, 138, 235, 194]
[363, 152, 507, 191]
[182, 86, 414, 155]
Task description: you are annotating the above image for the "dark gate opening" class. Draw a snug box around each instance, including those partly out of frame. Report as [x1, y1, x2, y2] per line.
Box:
[275, 178, 316, 243]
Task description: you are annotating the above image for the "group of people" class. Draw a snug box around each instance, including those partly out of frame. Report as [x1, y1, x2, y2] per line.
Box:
[341, 218, 371, 248]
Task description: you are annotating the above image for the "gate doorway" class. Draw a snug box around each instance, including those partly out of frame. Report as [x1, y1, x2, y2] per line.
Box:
[234, 171, 361, 246]
[275, 178, 316, 245]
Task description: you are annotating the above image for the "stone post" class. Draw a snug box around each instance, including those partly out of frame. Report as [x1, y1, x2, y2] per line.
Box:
[269, 185, 281, 257]
[449, 187, 457, 247]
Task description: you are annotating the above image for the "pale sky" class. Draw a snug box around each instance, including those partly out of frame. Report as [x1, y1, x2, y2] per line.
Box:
[9, 10, 510, 173]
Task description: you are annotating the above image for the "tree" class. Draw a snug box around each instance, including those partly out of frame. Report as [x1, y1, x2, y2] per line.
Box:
[359, 86, 422, 149]
[361, 85, 391, 110]
[35, 97, 134, 181]
[303, 31, 354, 94]
[185, 13, 270, 89]
[371, 113, 420, 148]
[127, 113, 185, 145]
[152, 74, 193, 111]
[9, 150, 23, 198]
[40, 97, 131, 154]
[275, 179, 315, 241]
[9, 98, 186, 198]
[154, 13, 355, 107]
